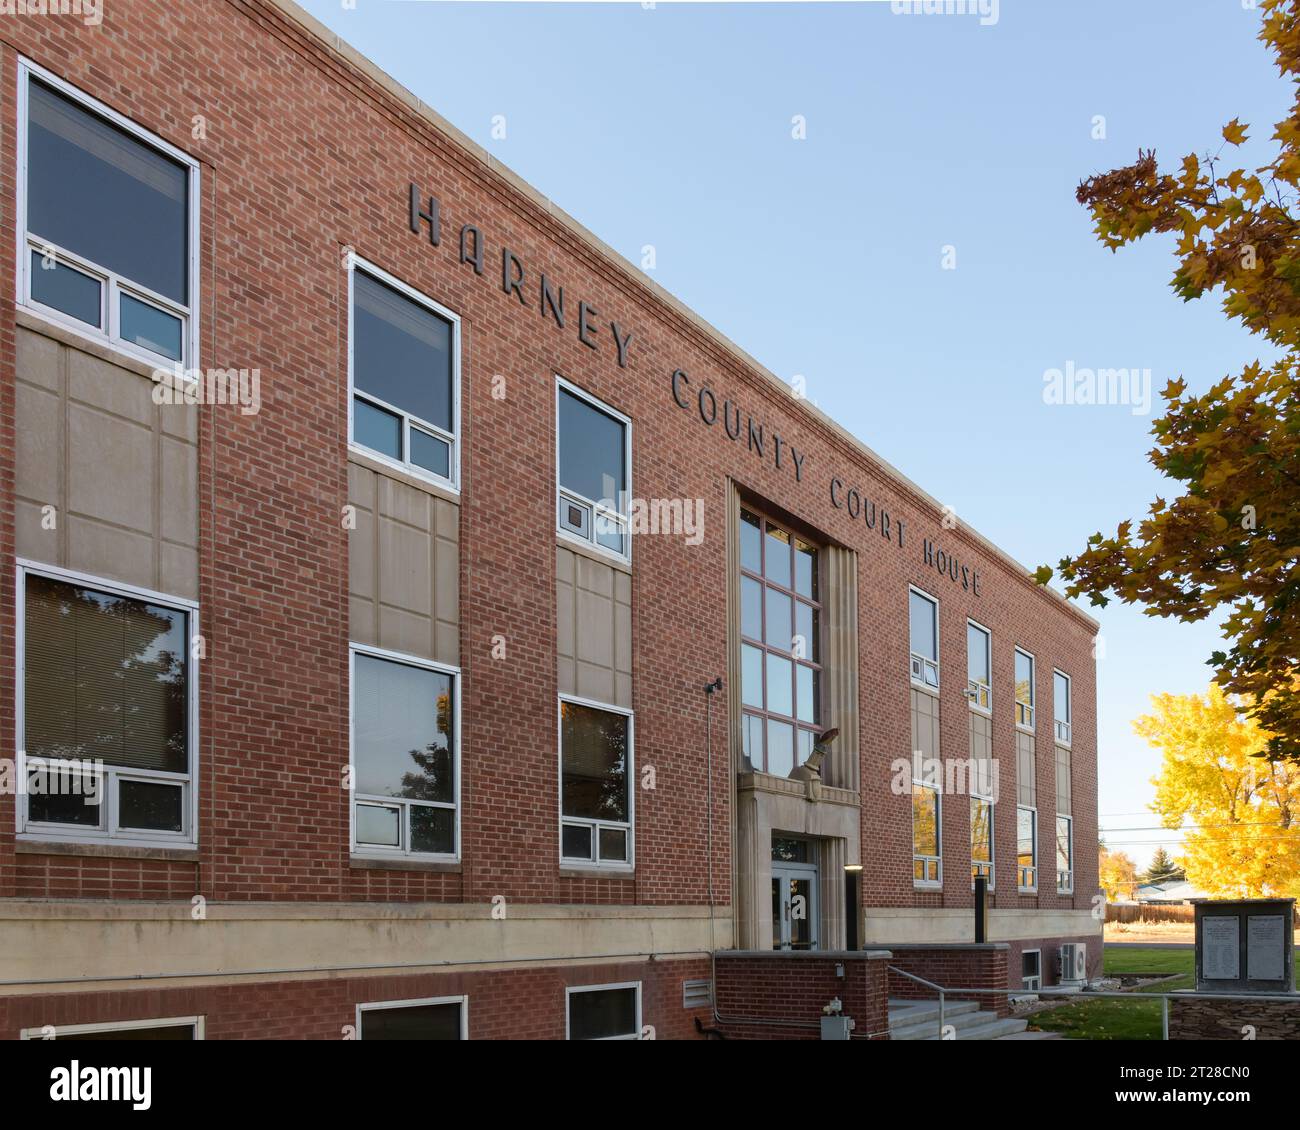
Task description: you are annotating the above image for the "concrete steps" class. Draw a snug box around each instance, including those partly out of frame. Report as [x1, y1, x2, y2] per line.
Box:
[888, 999, 1030, 1041]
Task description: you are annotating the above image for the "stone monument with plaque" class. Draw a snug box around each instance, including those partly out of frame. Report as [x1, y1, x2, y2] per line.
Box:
[1193, 898, 1294, 994]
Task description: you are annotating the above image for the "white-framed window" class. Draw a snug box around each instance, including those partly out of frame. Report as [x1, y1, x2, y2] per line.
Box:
[556, 377, 631, 563]
[16, 59, 200, 367]
[349, 643, 460, 861]
[356, 995, 466, 1040]
[566, 982, 642, 1040]
[966, 619, 990, 713]
[17, 561, 198, 849]
[1053, 668, 1072, 746]
[1017, 805, 1037, 892]
[912, 776, 941, 887]
[1056, 814, 1074, 894]
[971, 795, 994, 888]
[347, 254, 460, 489]
[21, 1015, 203, 1040]
[1014, 647, 1035, 731]
[1021, 949, 1041, 992]
[559, 695, 633, 870]
[908, 586, 939, 690]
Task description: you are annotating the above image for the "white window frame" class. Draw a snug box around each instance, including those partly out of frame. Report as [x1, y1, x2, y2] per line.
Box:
[908, 585, 939, 691]
[1053, 668, 1072, 746]
[966, 618, 991, 714]
[355, 995, 468, 1040]
[349, 642, 461, 863]
[347, 253, 461, 492]
[555, 376, 633, 566]
[1056, 813, 1074, 895]
[1014, 646, 1036, 732]
[16, 560, 199, 850]
[558, 693, 635, 872]
[20, 1015, 204, 1040]
[16, 58, 201, 370]
[1017, 804, 1038, 893]
[1021, 949, 1042, 993]
[912, 778, 942, 890]
[565, 981, 643, 1041]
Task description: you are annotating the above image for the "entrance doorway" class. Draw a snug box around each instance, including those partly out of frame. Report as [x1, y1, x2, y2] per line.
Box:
[771, 837, 818, 951]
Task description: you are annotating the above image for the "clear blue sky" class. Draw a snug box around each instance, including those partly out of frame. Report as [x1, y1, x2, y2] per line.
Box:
[299, 0, 1287, 869]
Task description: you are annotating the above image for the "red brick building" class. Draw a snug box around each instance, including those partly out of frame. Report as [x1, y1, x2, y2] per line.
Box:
[0, 0, 1100, 1040]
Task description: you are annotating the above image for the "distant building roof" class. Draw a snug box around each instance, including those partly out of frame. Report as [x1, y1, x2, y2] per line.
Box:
[1136, 879, 1207, 903]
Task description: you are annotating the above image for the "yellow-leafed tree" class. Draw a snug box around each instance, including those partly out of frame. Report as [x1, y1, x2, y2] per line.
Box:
[1136, 686, 1300, 898]
[1099, 845, 1138, 903]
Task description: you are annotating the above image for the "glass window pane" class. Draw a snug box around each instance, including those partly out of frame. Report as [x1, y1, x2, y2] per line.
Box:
[569, 988, 637, 1040]
[967, 623, 989, 687]
[912, 785, 938, 857]
[118, 779, 183, 832]
[24, 575, 187, 773]
[764, 525, 791, 587]
[27, 79, 189, 303]
[29, 249, 101, 326]
[362, 1002, 461, 1041]
[765, 653, 793, 716]
[1016, 651, 1034, 709]
[1018, 808, 1036, 867]
[353, 655, 454, 804]
[796, 664, 816, 724]
[354, 397, 402, 459]
[766, 719, 794, 777]
[120, 292, 182, 360]
[353, 270, 453, 430]
[411, 805, 454, 855]
[741, 644, 764, 709]
[765, 588, 792, 652]
[741, 577, 763, 641]
[794, 539, 817, 599]
[598, 825, 628, 863]
[971, 798, 992, 864]
[594, 515, 626, 556]
[795, 602, 816, 662]
[1056, 816, 1071, 870]
[560, 702, 628, 822]
[58, 1025, 194, 1041]
[26, 768, 101, 826]
[1054, 672, 1070, 723]
[558, 388, 625, 508]
[742, 712, 764, 769]
[356, 802, 400, 847]
[562, 822, 593, 860]
[909, 591, 936, 661]
[409, 428, 450, 478]
[796, 727, 814, 767]
[740, 510, 762, 573]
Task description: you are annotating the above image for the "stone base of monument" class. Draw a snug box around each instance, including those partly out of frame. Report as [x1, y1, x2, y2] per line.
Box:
[1168, 990, 1300, 1040]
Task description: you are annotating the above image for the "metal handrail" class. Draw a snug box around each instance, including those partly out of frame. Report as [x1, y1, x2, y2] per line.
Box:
[888, 965, 946, 1039]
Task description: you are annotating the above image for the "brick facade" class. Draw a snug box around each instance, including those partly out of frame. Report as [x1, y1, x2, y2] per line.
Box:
[0, 0, 1101, 1038]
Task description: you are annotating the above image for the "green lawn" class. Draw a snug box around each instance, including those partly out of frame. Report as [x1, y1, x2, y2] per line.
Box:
[1027, 947, 1300, 1040]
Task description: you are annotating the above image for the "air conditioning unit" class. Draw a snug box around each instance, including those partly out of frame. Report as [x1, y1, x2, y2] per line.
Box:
[1058, 943, 1087, 985]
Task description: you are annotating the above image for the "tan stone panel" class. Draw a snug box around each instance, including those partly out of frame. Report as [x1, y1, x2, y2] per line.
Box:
[65, 516, 154, 589]
[378, 517, 433, 617]
[349, 462, 377, 514]
[159, 543, 200, 602]
[159, 400, 198, 443]
[576, 586, 614, 667]
[15, 381, 61, 501]
[434, 620, 459, 667]
[350, 594, 378, 649]
[378, 605, 433, 658]
[16, 325, 62, 392]
[1017, 730, 1036, 808]
[378, 474, 431, 531]
[434, 538, 458, 623]
[15, 498, 58, 564]
[1056, 744, 1072, 815]
[576, 661, 616, 707]
[160, 436, 199, 547]
[433, 496, 459, 542]
[349, 506, 376, 602]
[67, 404, 154, 533]
[67, 349, 154, 427]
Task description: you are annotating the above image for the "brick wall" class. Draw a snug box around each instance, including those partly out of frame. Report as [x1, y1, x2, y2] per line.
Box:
[885, 944, 1011, 1017]
[713, 952, 891, 1039]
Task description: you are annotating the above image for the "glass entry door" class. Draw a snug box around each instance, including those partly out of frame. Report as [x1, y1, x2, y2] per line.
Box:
[771, 862, 818, 950]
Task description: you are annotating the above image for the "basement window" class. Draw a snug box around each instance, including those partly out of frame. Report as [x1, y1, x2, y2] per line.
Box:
[357, 997, 465, 1040]
[18, 564, 197, 848]
[556, 378, 631, 561]
[349, 257, 460, 489]
[1021, 950, 1041, 992]
[19, 61, 198, 366]
[566, 983, 641, 1040]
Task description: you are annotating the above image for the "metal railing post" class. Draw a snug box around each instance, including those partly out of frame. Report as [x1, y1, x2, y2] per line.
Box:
[939, 990, 945, 1039]
[1161, 996, 1168, 1041]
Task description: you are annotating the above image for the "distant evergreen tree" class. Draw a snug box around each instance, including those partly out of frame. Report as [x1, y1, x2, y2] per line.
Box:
[1143, 847, 1184, 884]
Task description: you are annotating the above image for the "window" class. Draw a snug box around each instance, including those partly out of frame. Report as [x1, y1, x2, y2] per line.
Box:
[1017, 806, 1037, 891]
[739, 508, 821, 776]
[18, 564, 196, 847]
[357, 996, 466, 1040]
[912, 777, 941, 886]
[1053, 669, 1072, 745]
[350, 646, 459, 859]
[21, 1016, 203, 1040]
[556, 379, 631, 560]
[966, 620, 990, 713]
[1014, 648, 1035, 730]
[1056, 815, 1073, 894]
[971, 796, 993, 886]
[348, 258, 460, 487]
[1021, 950, 1041, 992]
[18, 61, 199, 365]
[566, 983, 641, 1040]
[909, 588, 938, 689]
[560, 697, 633, 868]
